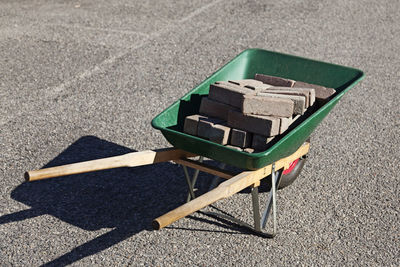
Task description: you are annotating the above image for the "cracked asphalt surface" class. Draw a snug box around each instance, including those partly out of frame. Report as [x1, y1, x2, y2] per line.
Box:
[1, 0, 399, 266]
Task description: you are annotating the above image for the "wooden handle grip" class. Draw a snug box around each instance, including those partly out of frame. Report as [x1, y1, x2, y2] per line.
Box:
[25, 148, 194, 182]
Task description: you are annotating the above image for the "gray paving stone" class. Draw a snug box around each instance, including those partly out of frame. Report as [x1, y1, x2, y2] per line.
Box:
[291, 87, 316, 106]
[225, 145, 243, 151]
[208, 83, 255, 108]
[257, 92, 306, 115]
[251, 134, 275, 151]
[241, 94, 294, 117]
[183, 114, 206, 136]
[243, 148, 255, 153]
[197, 116, 224, 139]
[228, 79, 272, 90]
[227, 110, 280, 136]
[255, 73, 295, 87]
[264, 87, 314, 107]
[230, 128, 252, 148]
[280, 116, 292, 134]
[199, 97, 238, 121]
[294, 81, 336, 105]
[209, 124, 231, 145]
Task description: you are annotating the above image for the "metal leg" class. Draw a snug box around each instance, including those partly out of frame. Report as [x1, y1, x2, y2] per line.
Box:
[183, 165, 196, 201]
[183, 156, 203, 202]
[260, 190, 273, 229]
[271, 164, 277, 235]
[201, 184, 273, 238]
[251, 186, 261, 231]
[260, 164, 282, 235]
[208, 163, 226, 191]
[182, 159, 282, 238]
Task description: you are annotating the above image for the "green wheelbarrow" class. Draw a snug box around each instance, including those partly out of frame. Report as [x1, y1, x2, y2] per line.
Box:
[25, 49, 365, 237]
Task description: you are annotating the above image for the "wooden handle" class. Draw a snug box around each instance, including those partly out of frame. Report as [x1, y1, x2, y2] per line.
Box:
[153, 185, 230, 230]
[152, 168, 272, 230]
[153, 142, 310, 230]
[25, 148, 194, 182]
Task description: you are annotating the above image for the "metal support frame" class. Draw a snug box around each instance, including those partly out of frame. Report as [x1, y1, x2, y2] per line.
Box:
[181, 159, 282, 238]
[183, 156, 204, 202]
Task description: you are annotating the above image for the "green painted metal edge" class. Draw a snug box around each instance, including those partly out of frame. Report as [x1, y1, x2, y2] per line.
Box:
[151, 49, 365, 170]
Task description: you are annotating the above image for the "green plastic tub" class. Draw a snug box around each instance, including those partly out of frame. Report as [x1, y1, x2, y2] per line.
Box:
[151, 49, 364, 170]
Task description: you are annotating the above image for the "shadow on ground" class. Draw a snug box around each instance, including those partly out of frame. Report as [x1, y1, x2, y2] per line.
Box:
[0, 136, 277, 266]
[0, 136, 218, 266]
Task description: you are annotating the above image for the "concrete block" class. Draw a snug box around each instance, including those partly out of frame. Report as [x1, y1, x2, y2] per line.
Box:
[214, 81, 233, 86]
[291, 88, 316, 106]
[197, 117, 224, 139]
[227, 110, 280, 136]
[264, 87, 313, 107]
[243, 148, 255, 153]
[199, 97, 238, 121]
[197, 119, 213, 139]
[251, 134, 275, 151]
[294, 81, 335, 105]
[228, 79, 272, 90]
[279, 117, 291, 134]
[241, 94, 294, 117]
[291, 114, 301, 124]
[183, 114, 207, 136]
[208, 83, 255, 108]
[230, 128, 252, 148]
[225, 145, 243, 151]
[254, 73, 295, 87]
[285, 114, 303, 131]
[209, 124, 231, 145]
[257, 92, 306, 115]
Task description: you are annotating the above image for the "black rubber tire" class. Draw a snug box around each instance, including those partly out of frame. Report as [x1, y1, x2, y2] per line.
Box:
[278, 156, 307, 189]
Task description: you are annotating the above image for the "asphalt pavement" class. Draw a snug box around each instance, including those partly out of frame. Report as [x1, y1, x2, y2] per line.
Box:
[0, 0, 399, 266]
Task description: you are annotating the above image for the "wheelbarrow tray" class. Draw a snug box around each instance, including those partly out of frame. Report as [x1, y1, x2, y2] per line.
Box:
[151, 49, 364, 170]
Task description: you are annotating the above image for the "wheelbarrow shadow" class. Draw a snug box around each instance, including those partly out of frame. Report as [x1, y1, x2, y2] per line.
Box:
[1, 136, 214, 266]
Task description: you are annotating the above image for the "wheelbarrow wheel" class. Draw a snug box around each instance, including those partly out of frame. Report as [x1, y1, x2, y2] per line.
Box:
[278, 156, 307, 189]
[258, 155, 307, 192]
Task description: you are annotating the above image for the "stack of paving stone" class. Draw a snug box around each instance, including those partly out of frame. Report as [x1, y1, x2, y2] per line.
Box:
[183, 74, 336, 153]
